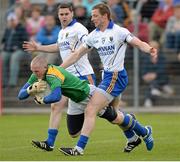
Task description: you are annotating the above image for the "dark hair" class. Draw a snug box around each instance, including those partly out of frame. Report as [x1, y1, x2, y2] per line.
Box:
[57, 3, 73, 12]
[92, 3, 111, 20]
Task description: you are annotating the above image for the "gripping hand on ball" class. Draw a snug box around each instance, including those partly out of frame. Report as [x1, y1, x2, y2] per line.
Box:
[27, 80, 47, 95]
[34, 96, 44, 105]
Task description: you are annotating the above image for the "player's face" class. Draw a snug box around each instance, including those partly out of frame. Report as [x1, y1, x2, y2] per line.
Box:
[31, 66, 47, 79]
[58, 8, 73, 28]
[91, 9, 104, 28]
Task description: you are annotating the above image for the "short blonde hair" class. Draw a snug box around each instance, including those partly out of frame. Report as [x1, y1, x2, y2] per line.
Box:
[92, 3, 111, 20]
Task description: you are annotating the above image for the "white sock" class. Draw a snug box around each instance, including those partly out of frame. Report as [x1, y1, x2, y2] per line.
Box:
[128, 134, 138, 143]
[75, 146, 84, 153]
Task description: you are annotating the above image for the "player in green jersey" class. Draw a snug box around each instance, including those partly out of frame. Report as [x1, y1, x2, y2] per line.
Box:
[18, 55, 142, 152]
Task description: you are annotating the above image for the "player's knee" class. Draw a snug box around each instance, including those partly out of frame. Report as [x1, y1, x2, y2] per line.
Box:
[98, 106, 118, 123]
[51, 103, 64, 112]
[85, 105, 97, 117]
[112, 111, 124, 124]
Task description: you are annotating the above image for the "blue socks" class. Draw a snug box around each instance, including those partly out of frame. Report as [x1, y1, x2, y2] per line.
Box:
[124, 129, 136, 139]
[46, 129, 58, 147]
[133, 121, 147, 137]
[121, 114, 147, 137]
[77, 135, 89, 150]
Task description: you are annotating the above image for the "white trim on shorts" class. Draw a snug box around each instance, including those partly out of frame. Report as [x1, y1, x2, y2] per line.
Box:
[95, 87, 114, 103]
[67, 85, 121, 115]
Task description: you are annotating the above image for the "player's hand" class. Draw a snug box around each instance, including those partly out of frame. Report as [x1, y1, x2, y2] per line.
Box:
[27, 81, 47, 94]
[23, 40, 39, 52]
[150, 47, 158, 64]
[34, 96, 44, 105]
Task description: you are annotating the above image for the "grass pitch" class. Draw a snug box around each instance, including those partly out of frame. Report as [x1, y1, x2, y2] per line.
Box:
[0, 113, 180, 161]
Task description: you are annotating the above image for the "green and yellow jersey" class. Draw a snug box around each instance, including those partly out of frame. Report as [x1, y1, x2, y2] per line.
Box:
[28, 65, 90, 103]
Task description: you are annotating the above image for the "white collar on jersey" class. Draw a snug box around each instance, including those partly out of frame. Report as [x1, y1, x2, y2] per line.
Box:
[96, 20, 114, 31]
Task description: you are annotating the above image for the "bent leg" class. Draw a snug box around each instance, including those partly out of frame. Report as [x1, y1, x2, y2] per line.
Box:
[119, 113, 154, 151]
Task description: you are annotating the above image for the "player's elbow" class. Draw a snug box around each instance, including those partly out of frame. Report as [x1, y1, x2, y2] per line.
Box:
[18, 89, 29, 100]
[53, 88, 61, 102]
[53, 94, 61, 103]
[44, 87, 62, 104]
[18, 94, 24, 100]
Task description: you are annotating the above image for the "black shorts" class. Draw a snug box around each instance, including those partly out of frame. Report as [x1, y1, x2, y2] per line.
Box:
[66, 113, 84, 136]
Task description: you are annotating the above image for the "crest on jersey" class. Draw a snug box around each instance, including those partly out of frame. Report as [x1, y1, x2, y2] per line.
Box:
[109, 36, 113, 43]
[101, 37, 106, 44]
[65, 33, 69, 38]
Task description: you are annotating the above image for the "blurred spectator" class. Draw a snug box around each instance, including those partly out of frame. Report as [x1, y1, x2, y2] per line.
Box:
[107, 0, 122, 24]
[74, 4, 95, 32]
[107, 0, 131, 27]
[1, 13, 29, 88]
[42, 0, 57, 14]
[140, 41, 174, 107]
[41, 0, 59, 25]
[140, 0, 159, 22]
[36, 13, 60, 64]
[165, 0, 180, 61]
[127, 12, 149, 42]
[72, 0, 82, 6]
[14, 4, 26, 25]
[149, 0, 173, 43]
[82, 0, 100, 17]
[26, 5, 45, 40]
[8, 0, 16, 8]
[6, 0, 32, 19]
[18, 0, 32, 18]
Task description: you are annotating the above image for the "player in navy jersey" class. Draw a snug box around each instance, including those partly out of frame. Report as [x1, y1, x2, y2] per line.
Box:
[59, 3, 157, 156]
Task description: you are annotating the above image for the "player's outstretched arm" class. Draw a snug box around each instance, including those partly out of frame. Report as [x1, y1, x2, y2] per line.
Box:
[129, 37, 158, 63]
[23, 40, 59, 53]
[60, 44, 89, 69]
[23, 40, 38, 52]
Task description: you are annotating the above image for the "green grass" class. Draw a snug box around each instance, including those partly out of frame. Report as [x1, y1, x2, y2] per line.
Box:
[0, 113, 180, 161]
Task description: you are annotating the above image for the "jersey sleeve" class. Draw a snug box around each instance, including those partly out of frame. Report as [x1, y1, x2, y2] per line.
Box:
[83, 31, 94, 49]
[119, 27, 134, 43]
[77, 24, 88, 43]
